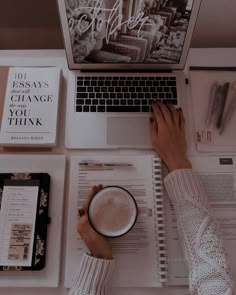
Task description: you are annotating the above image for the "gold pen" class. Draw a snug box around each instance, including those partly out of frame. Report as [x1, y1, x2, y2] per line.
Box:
[79, 161, 133, 167]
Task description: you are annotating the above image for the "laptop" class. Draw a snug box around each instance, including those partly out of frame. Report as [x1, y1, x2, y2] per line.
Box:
[57, 0, 201, 149]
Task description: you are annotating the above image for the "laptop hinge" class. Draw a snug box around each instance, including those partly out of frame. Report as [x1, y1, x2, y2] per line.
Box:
[80, 69, 173, 73]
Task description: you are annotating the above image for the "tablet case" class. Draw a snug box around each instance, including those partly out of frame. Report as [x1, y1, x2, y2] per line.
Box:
[0, 173, 50, 271]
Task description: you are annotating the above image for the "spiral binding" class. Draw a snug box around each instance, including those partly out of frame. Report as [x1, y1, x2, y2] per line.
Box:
[152, 157, 168, 284]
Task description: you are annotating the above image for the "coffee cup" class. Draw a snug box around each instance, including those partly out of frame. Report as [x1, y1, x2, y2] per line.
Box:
[88, 186, 138, 238]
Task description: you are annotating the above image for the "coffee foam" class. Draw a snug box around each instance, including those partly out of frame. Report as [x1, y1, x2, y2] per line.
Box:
[88, 187, 137, 237]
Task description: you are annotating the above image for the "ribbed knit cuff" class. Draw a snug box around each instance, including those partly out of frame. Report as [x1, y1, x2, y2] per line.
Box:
[69, 254, 114, 295]
[164, 169, 209, 210]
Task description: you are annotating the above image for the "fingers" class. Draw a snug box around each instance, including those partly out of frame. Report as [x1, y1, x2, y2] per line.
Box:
[152, 102, 165, 127]
[167, 103, 179, 126]
[82, 184, 103, 212]
[78, 208, 85, 217]
[179, 108, 185, 129]
[150, 115, 158, 139]
[158, 103, 173, 125]
[152, 102, 179, 126]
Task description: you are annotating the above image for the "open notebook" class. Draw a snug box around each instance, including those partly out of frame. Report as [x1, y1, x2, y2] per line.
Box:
[65, 154, 187, 288]
[65, 154, 236, 288]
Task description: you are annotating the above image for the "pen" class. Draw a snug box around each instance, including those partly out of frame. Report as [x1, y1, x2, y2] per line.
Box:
[205, 82, 218, 127]
[208, 84, 223, 128]
[216, 82, 230, 129]
[79, 162, 133, 167]
[219, 82, 236, 135]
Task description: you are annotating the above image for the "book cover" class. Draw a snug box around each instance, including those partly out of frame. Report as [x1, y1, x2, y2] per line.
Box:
[0, 67, 61, 147]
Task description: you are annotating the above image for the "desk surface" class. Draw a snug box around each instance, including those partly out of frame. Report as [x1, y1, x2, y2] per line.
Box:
[0, 48, 236, 295]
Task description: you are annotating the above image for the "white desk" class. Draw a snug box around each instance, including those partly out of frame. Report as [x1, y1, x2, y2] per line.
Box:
[0, 48, 236, 295]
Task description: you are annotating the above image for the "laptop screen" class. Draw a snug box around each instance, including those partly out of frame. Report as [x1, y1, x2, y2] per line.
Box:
[65, 0, 194, 65]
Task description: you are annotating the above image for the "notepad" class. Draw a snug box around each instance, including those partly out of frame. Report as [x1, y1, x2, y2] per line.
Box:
[0, 173, 50, 271]
[0, 154, 66, 288]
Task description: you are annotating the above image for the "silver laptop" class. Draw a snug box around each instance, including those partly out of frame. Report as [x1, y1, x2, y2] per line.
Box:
[57, 0, 201, 149]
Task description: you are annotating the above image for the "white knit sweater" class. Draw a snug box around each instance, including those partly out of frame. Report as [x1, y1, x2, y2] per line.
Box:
[68, 169, 235, 295]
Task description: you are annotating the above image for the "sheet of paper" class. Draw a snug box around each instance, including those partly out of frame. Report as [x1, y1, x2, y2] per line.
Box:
[0, 185, 38, 267]
[65, 155, 162, 288]
[165, 155, 236, 285]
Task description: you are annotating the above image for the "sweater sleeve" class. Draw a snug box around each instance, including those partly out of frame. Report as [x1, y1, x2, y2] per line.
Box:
[68, 254, 114, 295]
[164, 169, 235, 295]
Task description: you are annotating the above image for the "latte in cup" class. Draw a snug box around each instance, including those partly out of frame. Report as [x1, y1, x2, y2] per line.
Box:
[88, 186, 138, 238]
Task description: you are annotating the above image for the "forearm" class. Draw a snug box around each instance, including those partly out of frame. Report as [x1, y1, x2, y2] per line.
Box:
[164, 169, 235, 295]
[68, 254, 114, 295]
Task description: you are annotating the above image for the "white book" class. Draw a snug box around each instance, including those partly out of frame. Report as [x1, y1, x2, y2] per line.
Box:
[65, 154, 236, 290]
[0, 67, 61, 147]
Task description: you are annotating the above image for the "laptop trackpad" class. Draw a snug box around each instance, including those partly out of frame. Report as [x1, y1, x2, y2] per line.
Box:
[107, 117, 150, 146]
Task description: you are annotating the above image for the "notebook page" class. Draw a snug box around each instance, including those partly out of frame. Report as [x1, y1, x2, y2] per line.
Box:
[65, 155, 161, 288]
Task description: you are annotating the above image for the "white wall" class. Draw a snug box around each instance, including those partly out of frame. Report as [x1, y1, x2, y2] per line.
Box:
[0, 0, 236, 49]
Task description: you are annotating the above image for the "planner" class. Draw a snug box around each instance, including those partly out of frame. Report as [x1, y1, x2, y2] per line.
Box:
[0, 173, 50, 271]
[65, 154, 188, 288]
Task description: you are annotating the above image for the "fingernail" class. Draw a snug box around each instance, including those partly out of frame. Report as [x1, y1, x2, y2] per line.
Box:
[79, 209, 85, 217]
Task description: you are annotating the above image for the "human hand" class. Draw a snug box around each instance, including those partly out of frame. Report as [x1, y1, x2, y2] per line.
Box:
[77, 185, 113, 260]
[150, 102, 192, 171]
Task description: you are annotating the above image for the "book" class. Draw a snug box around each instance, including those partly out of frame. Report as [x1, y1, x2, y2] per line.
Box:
[65, 154, 236, 289]
[0, 154, 66, 287]
[117, 34, 148, 62]
[189, 67, 236, 152]
[0, 173, 50, 271]
[105, 42, 141, 62]
[0, 67, 61, 147]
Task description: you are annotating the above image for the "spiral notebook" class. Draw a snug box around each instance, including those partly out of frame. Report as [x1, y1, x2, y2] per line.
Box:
[65, 155, 188, 288]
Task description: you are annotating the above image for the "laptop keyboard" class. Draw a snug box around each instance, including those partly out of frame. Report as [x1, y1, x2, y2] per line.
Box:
[75, 76, 177, 113]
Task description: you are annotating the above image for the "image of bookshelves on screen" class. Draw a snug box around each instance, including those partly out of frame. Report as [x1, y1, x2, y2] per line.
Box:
[66, 0, 193, 63]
